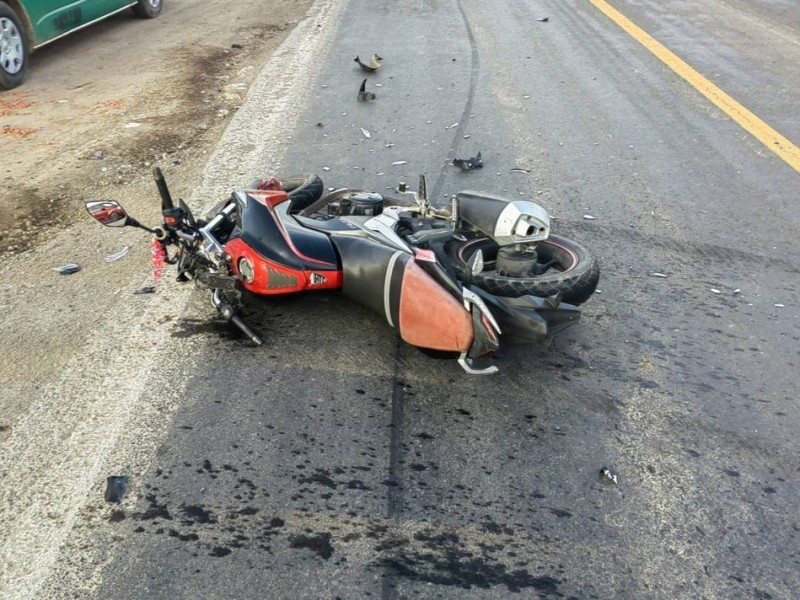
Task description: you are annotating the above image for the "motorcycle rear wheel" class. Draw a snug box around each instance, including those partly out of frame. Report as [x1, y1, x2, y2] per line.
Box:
[453, 235, 599, 305]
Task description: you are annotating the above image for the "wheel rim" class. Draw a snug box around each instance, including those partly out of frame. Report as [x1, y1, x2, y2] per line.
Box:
[148, 0, 161, 8]
[0, 17, 24, 75]
[458, 237, 579, 276]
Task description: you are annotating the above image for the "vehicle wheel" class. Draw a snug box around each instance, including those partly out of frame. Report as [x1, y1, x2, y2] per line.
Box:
[453, 234, 600, 305]
[0, 2, 28, 90]
[133, 0, 163, 19]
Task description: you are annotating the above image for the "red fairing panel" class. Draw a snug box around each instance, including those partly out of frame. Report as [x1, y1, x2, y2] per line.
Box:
[398, 260, 473, 352]
[225, 237, 343, 295]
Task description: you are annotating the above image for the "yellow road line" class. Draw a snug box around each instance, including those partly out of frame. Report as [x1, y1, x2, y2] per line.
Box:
[588, 0, 800, 174]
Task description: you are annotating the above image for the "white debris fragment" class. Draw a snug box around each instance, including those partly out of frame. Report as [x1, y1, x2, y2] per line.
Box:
[360, 128, 371, 138]
[124, 122, 141, 128]
[600, 467, 618, 485]
[446, 122, 459, 129]
[733, 289, 741, 295]
[105, 246, 130, 262]
[649, 272, 668, 278]
[322, 166, 331, 171]
[710, 288, 721, 294]
[392, 160, 408, 165]
[583, 215, 596, 220]
[774, 303, 785, 308]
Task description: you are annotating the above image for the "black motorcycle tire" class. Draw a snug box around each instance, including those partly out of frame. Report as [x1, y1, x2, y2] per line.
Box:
[248, 174, 323, 213]
[279, 174, 324, 213]
[454, 234, 599, 305]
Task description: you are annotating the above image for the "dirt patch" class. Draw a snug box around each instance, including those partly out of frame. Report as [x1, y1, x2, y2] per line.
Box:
[0, 1, 311, 255]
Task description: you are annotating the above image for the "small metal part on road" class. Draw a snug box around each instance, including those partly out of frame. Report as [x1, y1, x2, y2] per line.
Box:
[357, 79, 376, 102]
[54, 263, 81, 275]
[452, 151, 483, 171]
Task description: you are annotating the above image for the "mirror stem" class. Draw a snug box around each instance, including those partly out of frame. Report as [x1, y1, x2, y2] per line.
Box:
[126, 217, 157, 234]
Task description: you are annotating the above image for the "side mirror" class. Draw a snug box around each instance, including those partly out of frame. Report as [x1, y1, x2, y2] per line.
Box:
[86, 201, 129, 227]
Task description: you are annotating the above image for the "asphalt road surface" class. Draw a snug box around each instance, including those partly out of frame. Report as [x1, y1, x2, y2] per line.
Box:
[6, 0, 800, 598]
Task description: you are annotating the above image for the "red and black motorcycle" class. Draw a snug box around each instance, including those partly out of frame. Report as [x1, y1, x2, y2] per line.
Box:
[87, 167, 599, 374]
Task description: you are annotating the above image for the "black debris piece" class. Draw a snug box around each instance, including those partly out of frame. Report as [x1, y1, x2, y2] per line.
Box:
[354, 54, 382, 72]
[538, 17, 549, 22]
[453, 151, 483, 171]
[357, 79, 376, 102]
[231, 43, 243, 49]
[105, 476, 130, 503]
[133, 286, 156, 295]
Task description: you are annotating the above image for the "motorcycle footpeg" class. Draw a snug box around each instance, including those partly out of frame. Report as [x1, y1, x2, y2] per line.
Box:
[216, 301, 263, 345]
[458, 353, 498, 375]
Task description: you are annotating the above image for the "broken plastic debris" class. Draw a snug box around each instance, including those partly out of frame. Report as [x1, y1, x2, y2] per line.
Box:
[510, 168, 530, 174]
[733, 289, 741, 295]
[105, 475, 129, 503]
[710, 288, 721, 294]
[360, 128, 371, 139]
[322, 166, 331, 171]
[583, 215, 596, 220]
[453, 151, 483, 171]
[133, 286, 156, 295]
[54, 263, 81, 275]
[774, 303, 785, 308]
[538, 16, 549, 22]
[358, 79, 376, 102]
[105, 246, 130, 262]
[649, 272, 668, 278]
[392, 160, 408, 165]
[124, 122, 141, 128]
[446, 122, 459, 130]
[354, 54, 382, 72]
[600, 467, 618, 485]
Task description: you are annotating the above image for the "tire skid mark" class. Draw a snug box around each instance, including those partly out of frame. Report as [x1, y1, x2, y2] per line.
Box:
[429, 0, 481, 204]
[381, 359, 406, 600]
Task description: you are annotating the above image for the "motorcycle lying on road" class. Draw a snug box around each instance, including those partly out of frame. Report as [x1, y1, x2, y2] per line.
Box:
[86, 168, 599, 374]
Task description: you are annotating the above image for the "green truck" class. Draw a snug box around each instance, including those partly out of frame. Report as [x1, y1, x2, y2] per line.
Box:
[1, 0, 162, 89]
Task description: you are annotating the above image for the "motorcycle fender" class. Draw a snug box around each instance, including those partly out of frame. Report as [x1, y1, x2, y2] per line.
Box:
[333, 237, 473, 352]
[399, 260, 473, 351]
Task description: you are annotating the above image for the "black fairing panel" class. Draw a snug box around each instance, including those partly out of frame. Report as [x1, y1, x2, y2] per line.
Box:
[469, 286, 581, 343]
[235, 193, 339, 270]
[331, 236, 409, 327]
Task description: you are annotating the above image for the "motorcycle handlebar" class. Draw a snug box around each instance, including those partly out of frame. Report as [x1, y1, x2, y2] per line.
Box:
[152, 166, 174, 211]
